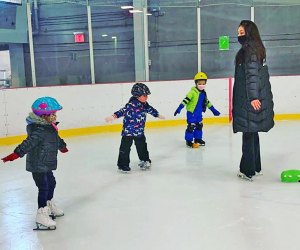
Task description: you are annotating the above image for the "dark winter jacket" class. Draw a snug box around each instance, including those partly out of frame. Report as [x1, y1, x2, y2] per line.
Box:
[114, 97, 159, 137]
[232, 54, 274, 133]
[14, 113, 66, 172]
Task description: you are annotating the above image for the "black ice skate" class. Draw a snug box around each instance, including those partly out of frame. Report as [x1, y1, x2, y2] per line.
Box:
[194, 139, 205, 146]
[118, 166, 131, 173]
[186, 141, 193, 148]
[186, 141, 200, 148]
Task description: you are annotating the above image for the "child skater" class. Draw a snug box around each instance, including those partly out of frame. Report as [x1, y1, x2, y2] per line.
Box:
[1, 96, 68, 230]
[174, 72, 220, 148]
[105, 82, 165, 172]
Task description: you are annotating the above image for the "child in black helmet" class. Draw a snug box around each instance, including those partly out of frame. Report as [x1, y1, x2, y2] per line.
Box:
[105, 83, 165, 172]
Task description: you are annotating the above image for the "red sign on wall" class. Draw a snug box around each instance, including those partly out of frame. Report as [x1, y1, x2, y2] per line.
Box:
[74, 32, 85, 43]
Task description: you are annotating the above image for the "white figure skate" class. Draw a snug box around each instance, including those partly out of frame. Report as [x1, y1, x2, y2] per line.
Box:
[254, 171, 263, 176]
[47, 200, 64, 219]
[237, 171, 253, 182]
[34, 206, 56, 230]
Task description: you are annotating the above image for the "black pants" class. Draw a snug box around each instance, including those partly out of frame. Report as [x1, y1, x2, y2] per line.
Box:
[117, 135, 150, 167]
[32, 171, 56, 208]
[240, 132, 261, 177]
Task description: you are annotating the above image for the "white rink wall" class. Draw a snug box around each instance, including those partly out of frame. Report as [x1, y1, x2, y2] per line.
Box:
[0, 75, 299, 137]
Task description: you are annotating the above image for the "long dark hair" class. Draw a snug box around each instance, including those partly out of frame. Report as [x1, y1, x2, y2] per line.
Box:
[235, 20, 266, 65]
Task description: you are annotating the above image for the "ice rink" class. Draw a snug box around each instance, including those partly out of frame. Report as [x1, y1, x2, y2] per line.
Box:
[0, 121, 300, 250]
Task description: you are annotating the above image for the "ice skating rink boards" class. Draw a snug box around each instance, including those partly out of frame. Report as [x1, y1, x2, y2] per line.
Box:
[0, 121, 300, 250]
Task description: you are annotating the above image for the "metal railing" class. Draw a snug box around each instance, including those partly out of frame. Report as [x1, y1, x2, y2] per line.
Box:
[0, 79, 11, 88]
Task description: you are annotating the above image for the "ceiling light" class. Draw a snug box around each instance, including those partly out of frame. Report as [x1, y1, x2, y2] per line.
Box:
[129, 9, 143, 13]
[121, 5, 133, 9]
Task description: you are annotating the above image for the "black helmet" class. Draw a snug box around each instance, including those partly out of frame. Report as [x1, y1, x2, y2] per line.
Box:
[131, 83, 151, 97]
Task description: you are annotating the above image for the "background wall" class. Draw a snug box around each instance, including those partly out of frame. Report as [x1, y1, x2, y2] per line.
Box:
[0, 2, 27, 43]
[1, 0, 300, 87]
[1, 74, 299, 138]
[23, 2, 136, 86]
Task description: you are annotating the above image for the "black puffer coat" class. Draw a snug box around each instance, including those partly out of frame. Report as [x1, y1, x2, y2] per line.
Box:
[232, 54, 274, 133]
[14, 113, 66, 173]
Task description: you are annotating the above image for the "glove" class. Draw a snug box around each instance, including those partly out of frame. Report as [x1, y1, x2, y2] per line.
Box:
[209, 106, 220, 116]
[105, 115, 117, 123]
[1, 152, 20, 163]
[174, 104, 184, 116]
[158, 114, 165, 119]
[59, 147, 69, 153]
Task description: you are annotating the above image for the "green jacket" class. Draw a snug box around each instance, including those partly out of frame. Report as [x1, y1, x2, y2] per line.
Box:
[182, 87, 212, 113]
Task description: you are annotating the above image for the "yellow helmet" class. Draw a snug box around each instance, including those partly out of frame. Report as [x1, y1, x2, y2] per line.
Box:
[194, 72, 208, 81]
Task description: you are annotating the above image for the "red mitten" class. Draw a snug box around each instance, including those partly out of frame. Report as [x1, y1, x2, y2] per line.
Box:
[59, 147, 68, 153]
[1, 153, 20, 163]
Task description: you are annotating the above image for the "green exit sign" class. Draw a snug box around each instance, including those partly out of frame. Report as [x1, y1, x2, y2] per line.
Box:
[219, 36, 229, 50]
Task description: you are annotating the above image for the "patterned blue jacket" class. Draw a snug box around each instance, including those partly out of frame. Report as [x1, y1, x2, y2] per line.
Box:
[114, 97, 159, 137]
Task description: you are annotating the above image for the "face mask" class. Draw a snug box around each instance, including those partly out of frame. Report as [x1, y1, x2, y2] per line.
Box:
[238, 35, 246, 45]
[197, 85, 206, 91]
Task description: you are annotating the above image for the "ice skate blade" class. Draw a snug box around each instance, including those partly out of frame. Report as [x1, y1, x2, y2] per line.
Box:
[118, 169, 131, 174]
[50, 213, 64, 219]
[33, 223, 56, 231]
[49, 214, 56, 220]
[140, 167, 151, 171]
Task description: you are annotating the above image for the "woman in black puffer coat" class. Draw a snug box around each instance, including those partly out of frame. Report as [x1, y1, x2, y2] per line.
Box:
[233, 20, 274, 181]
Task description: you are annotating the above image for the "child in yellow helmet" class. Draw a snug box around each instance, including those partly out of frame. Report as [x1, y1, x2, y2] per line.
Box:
[174, 72, 220, 148]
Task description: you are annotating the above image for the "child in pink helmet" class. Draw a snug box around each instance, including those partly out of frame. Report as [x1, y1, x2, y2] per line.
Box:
[1, 97, 68, 230]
